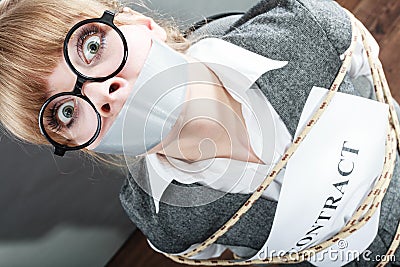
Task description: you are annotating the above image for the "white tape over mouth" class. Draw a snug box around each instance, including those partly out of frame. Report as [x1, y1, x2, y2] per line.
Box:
[91, 39, 188, 156]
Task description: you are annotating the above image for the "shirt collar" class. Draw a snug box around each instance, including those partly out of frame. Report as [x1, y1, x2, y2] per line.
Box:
[186, 38, 287, 98]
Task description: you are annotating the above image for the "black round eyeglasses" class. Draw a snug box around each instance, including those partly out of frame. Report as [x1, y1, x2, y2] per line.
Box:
[39, 10, 128, 156]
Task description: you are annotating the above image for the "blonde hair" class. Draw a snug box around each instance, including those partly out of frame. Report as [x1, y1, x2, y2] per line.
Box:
[0, 0, 190, 147]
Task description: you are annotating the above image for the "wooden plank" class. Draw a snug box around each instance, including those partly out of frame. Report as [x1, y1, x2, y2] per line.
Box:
[337, 0, 400, 101]
[335, 0, 361, 11]
[352, 0, 400, 43]
[379, 16, 400, 102]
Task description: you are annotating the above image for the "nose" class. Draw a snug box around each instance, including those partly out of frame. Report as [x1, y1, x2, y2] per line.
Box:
[81, 78, 130, 118]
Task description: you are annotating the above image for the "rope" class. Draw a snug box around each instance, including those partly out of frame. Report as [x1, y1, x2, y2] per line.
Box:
[163, 11, 400, 266]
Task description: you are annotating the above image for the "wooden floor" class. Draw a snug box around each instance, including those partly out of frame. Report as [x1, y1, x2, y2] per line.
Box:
[336, 0, 400, 101]
[106, 1, 400, 266]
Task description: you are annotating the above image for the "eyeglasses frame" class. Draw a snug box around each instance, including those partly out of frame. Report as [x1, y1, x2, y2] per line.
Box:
[38, 10, 129, 156]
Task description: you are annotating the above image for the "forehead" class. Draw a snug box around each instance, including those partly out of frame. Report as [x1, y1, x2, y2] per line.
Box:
[47, 58, 76, 98]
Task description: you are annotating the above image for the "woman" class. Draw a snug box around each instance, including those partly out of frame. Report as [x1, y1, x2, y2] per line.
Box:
[0, 0, 398, 265]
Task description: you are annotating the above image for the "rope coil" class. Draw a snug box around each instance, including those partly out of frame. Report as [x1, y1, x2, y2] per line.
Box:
[164, 11, 400, 266]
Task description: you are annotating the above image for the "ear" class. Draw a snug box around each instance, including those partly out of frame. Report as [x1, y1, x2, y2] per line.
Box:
[147, 17, 167, 41]
[121, 7, 167, 41]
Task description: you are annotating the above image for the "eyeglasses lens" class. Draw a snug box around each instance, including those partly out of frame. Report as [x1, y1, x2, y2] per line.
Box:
[65, 22, 125, 79]
[41, 95, 99, 148]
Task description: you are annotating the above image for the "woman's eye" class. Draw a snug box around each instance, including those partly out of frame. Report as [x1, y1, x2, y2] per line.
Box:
[82, 35, 101, 64]
[75, 24, 106, 65]
[57, 100, 75, 124]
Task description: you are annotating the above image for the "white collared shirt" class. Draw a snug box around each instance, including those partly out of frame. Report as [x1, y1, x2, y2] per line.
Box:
[147, 26, 379, 259]
[146, 37, 291, 213]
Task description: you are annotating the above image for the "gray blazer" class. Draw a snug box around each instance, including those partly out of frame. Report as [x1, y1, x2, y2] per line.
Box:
[119, 0, 400, 265]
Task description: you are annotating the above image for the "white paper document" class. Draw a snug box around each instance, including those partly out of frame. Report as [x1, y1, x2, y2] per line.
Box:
[250, 87, 389, 266]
